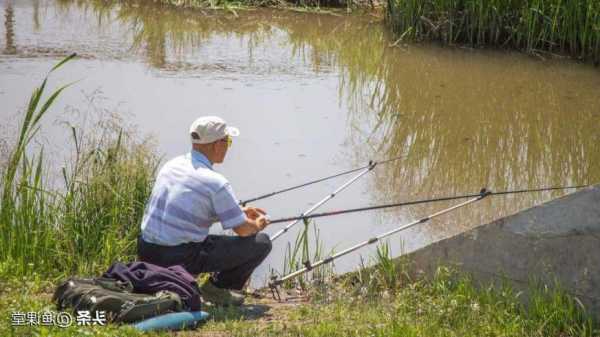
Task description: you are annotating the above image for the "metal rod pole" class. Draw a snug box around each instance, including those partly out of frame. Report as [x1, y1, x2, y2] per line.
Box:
[240, 155, 406, 206]
[239, 165, 368, 206]
[270, 191, 490, 286]
[266, 193, 482, 224]
[269, 163, 376, 242]
[265, 184, 591, 225]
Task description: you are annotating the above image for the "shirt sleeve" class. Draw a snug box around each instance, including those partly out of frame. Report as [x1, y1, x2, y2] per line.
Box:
[211, 182, 246, 230]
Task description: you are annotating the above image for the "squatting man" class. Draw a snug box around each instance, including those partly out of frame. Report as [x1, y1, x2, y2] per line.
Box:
[137, 116, 271, 306]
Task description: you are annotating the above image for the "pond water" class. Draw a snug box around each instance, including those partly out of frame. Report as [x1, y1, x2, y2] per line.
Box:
[1, 0, 599, 286]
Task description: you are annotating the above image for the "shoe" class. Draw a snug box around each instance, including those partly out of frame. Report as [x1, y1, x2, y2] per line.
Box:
[199, 280, 244, 307]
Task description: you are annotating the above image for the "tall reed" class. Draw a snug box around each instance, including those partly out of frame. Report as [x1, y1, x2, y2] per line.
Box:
[387, 0, 600, 63]
[0, 54, 76, 276]
[280, 219, 333, 289]
[0, 55, 160, 279]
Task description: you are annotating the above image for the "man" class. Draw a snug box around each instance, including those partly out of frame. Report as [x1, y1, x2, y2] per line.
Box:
[137, 116, 271, 306]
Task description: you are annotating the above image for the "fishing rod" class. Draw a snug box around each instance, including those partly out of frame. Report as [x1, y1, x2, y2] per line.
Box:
[268, 188, 492, 300]
[269, 161, 377, 242]
[266, 183, 591, 300]
[239, 155, 405, 206]
[264, 184, 590, 225]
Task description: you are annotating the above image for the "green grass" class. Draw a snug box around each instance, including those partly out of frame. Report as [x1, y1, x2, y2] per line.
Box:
[0, 280, 148, 337]
[0, 55, 160, 280]
[387, 0, 600, 63]
[2, 255, 595, 336]
[261, 247, 597, 337]
[279, 219, 334, 290]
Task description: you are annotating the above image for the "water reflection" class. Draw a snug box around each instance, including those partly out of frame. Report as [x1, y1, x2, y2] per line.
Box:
[33, 0, 40, 30]
[11, 0, 600, 242]
[54, 0, 364, 71]
[4, 0, 16, 54]
[348, 46, 600, 237]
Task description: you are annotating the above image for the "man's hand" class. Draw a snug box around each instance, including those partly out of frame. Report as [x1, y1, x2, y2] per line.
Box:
[234, 207, 270, 236]
[255, 213, 269, 231]
[243, 206, 266, 220]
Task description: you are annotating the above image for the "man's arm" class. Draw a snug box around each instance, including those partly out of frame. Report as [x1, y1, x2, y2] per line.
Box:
[211, 183, 269, 236]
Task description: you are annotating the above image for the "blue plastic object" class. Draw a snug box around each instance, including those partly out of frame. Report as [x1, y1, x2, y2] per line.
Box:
[133, 311, 209, 332]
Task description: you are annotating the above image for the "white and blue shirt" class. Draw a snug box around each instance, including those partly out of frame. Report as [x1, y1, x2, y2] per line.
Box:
[140, 150, 246, 246]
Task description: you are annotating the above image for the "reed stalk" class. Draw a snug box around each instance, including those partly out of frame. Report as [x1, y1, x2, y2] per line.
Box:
[281, 219, 333, 289]
[0, 55, 159, 279]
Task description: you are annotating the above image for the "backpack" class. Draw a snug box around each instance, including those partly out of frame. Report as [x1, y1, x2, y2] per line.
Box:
[53, 277, 183, 323]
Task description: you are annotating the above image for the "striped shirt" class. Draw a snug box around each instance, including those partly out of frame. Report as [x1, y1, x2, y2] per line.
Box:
[140, 150, 246, 246]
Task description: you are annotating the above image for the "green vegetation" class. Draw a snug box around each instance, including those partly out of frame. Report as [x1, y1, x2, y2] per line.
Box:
[0, 279, 146, 337]
[58, 0, 600, 65]
[284, 267, 596, 337]
[2, 243, 596, 336]
[0, 54, 159, 280]
[104, 0, 600, 63]
[280, 219, 333, 290]
[387, 0, 600, 63]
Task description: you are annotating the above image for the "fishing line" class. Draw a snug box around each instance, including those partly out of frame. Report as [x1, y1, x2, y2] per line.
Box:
[265, 184, 590, 224]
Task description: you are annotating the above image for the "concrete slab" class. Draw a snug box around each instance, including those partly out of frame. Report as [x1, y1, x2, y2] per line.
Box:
[406, 185, 600, 317]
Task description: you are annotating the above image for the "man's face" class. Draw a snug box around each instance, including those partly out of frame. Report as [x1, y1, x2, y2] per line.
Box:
[213, 136, 231, 163]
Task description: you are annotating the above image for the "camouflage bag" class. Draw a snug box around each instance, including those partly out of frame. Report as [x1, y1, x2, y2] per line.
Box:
[53, 277, 182, 323]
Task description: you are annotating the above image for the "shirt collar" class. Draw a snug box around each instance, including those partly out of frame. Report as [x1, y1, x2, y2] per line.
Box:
[190, 149, 213, 170]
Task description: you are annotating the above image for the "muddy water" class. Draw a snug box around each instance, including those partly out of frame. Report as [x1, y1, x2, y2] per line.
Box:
[1, 0, 599, 286]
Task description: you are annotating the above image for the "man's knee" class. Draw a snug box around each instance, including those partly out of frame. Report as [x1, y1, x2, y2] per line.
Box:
[255, 232, 272, 257]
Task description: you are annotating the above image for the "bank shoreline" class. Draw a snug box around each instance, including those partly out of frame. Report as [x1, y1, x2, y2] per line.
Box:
[150, 0, 600, 65]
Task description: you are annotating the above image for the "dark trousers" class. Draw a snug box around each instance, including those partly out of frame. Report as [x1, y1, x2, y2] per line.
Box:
[137, 233, 272, 290]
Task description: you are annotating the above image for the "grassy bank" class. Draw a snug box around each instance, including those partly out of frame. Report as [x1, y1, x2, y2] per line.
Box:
[2, 258, 596, 336]
[387, 0, 600, 63]
[131, 0, 600, 63]
[60, 0, 599, 63]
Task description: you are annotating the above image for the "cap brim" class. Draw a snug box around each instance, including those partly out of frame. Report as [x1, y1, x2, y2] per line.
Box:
[225, 126, 240, 137]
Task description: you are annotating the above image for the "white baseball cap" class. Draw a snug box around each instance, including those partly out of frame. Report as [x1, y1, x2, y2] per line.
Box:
[189, 116, 240, 144]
